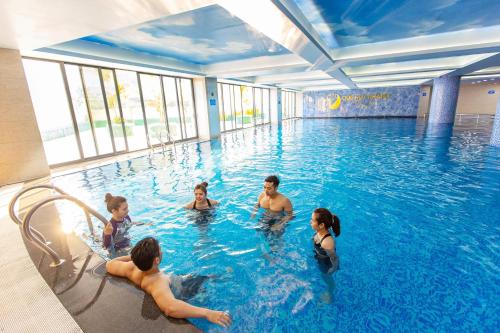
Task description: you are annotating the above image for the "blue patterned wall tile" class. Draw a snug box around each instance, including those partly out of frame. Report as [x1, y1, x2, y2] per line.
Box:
[303, 86, 420, 117]
[428, 76, 460, 124]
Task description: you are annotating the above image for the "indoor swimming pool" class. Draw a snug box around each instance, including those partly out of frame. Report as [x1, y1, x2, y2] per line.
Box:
[52, 118, 499, 332]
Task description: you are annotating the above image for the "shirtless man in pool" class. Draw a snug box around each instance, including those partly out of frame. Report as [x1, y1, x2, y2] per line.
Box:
[253, 175, 293, 230]
[106, 237, 231, 328]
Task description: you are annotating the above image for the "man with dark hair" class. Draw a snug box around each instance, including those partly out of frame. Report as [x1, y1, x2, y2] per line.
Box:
[253, 175, 293, 230]
[106, 237, 231, 327]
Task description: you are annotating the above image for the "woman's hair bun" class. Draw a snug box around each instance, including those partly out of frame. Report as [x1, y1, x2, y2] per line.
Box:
[105, 193, 113, 203]
[201, 182, 208, 188]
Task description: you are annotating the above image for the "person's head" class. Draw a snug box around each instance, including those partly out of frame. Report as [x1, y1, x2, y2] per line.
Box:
[310, 208, 340, 237]
[131, 237, 162, 271]
[194, 182, 208, 202]
[264, 175, 280, 196]
[105, 193, 128, 218]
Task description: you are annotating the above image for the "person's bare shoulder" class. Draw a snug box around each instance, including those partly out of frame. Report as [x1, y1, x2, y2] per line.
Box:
[321, 236, 335, 251]
[147, 272, 174, 300]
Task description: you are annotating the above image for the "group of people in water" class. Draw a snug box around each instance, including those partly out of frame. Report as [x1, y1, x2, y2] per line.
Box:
[103, 175, 341, 328]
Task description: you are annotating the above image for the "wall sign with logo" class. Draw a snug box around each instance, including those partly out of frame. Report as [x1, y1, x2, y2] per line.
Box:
[488, 90, 495, 94]
[303, 86, 420, 117]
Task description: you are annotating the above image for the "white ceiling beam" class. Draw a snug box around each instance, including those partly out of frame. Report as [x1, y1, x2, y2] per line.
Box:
[255, 70, 330, 84]
[217, 0, 356, 88]
[302, 84, 349, 91]
[357, 79, 429, 89]
[202, 53, 308, 76]
[343, 54, 495, 77]
[331, 26, 500, 67]
[34, 39, 203, 75]
[277, 79, 341, 88]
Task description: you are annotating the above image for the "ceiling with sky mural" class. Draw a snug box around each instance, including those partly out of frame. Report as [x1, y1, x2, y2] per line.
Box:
[27, 0, 500, 90]
[68, 5, 289, 65]
[293, 0, 500, 48]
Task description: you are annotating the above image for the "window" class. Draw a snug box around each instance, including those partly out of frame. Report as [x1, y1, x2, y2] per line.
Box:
[115, 70, 148, 150]
[140, 74, 167, 145]
[23, 59, 80, 164]
[23, 58, 200, 165]
[217, 83, 271, 132]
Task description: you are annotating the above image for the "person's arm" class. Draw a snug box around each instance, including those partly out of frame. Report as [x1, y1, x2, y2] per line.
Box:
[280, 198, 293, 223]
[184, 201, 194, 209]
[321, 238, 339, 274]
[251, 193, 263, 218]
[152, 280, 231, 327]
[103, 222, 114, 248]
[106, 255, 132, 278]
[209, 199, 219, 205]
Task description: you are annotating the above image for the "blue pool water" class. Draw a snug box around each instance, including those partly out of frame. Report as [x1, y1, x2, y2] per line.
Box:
[53, 118, 500, 332]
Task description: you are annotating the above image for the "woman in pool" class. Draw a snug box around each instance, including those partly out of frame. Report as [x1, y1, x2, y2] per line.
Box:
[103, 193, 144, 251]
[310, 208, 340, 274]
[184, 182, 218, 211]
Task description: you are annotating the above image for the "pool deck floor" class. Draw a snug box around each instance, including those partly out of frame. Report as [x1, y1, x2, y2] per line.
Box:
[0, 146, 202, 333]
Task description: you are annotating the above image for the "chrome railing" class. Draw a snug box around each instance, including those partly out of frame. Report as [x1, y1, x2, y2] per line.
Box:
[9, 184, 109, 267]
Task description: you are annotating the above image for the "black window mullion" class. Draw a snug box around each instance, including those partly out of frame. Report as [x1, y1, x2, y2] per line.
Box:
[159, 76, 171, 143]
[98, 68, 116, 153]
[80, 66, 99, 155]
[137, 73, 151, 148]
[112, 69, 129, 152]
[60, 62, 84, 159]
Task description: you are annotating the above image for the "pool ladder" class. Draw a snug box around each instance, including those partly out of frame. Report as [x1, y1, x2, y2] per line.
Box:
[9, 184, 110, 267]
[155, 132, 177, 155]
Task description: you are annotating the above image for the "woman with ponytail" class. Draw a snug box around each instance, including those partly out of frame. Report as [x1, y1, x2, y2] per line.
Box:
[102, 193, 150, 250]
[310, 208, 340, 274]
[184, 182, 218, 210]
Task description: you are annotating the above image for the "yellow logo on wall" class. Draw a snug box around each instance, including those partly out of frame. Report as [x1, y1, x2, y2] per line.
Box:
[329, 94, 341, 110]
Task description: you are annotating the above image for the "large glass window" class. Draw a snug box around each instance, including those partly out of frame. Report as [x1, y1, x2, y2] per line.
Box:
[233, 85, 243, 129]
[81, 67, 113, 155]
[217, 83, 270, 132]
[179, 78, 197, 139]
[163, 77, 182, 141]
[242, 86, 254, 128]
[222, 84, 233, 131]
[255, 88, 263, 125]
[140, 74, 167, 145]
[115, 70, 148, 150]
[283, 91, 296, 120]
[102, 69, 126, 152]
[23, 59, 80, 164]
[23, 58, 198, 165]
[263, 89, 270, 124]
[65, 64, 97, 158]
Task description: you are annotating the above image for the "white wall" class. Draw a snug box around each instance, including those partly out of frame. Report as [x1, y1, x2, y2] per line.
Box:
[456, 82, 499, 115]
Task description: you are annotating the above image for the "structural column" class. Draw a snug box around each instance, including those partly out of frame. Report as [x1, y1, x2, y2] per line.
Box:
[193, 77, 220, 141]
[490, 96, 500, 146]
[270, 88, 283, 125]
[428, 76, 461, 124]
[0, 48, 50, 185]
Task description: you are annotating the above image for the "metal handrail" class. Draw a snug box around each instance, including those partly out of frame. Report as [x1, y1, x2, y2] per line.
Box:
[154, 131, 177, 155]
[21, 194, 109, 267]
[8, 184, 69, 244]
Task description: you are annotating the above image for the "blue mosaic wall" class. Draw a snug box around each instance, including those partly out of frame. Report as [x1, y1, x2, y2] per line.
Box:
[303, 86, 420, 118]
[428, 76, 460, 124]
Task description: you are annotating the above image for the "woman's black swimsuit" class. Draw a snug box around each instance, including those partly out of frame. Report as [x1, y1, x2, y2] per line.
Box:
[193, 199, 212, 210]
[313, 233, 339, 273]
